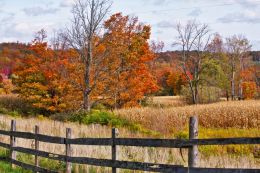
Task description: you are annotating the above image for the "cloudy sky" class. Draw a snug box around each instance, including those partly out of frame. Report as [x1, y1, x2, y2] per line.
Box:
[0, 0, 260, 50]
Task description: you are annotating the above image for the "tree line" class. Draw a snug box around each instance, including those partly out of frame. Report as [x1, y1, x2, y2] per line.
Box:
[0, 0, 259, 113]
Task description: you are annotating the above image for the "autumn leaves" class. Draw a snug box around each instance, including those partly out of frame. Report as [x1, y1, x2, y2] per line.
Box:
[11, 12, 158, 112]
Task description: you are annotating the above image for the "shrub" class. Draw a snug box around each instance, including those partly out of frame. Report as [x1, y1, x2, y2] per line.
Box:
[180, 85, 221, 104]
[0, 95, 46, 116]
[140, 96, 153, 107]
[50, 110, 159, 136]
[242, 82, 257, 99]
[68, 110, 130, 127]
[50, 111, 77, 122]
[91, 103, 109, 111]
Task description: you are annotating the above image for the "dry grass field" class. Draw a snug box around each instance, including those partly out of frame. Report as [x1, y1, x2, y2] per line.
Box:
[150, 96, 187, 107]
[116, 98, 260, 135]
[0, 96, 259, 172]
[0, 112, 259, 172]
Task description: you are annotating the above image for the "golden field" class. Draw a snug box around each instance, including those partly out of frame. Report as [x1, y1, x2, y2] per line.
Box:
[116, 99, 260, 134]
[0, 113, 259, 172]
[0, 97, 259, 172]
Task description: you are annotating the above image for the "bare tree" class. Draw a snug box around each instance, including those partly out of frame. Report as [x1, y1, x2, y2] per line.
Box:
[63, 0, 112, 111]
[207, 33, 224, 53]
[173, 20, 211, 104]
[51, 30, 69, 50]
[226, 35, 251, 100]
[34, 29, 47, 43]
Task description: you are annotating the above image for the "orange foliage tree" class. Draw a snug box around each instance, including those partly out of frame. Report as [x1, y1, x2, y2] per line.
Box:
[240, 66, 257, 99]
[100, 13, 159, 108]
[166, 69, 186, 95]
[13, 14, 159, 112]
[242, 82, 257, 99]
[13, 37, 79, 112]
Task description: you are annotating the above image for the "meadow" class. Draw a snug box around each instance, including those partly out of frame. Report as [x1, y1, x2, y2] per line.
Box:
[0, 96, 259, 172]
[116, 98, 260, 134]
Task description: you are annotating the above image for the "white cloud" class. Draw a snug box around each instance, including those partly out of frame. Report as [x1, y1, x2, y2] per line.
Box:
[157, 21, 175, 28]
[155, 30, 163, 34]
[0, 12, 15, 23]
[153, 0, 168, 5]
[23, 6, 59, 16]
[14, 23, 30, 33]
[228, 0, 260, 8]
[218, 10, 260, 23]
[251, 40, 260, 50]
[140, 0, 169, 6]
[0, 1, 4, 13]
[0, 37, 17, 42]
[0, 21, 57, 43]
[188, 8, 202, 17]
[60, 0, 75, 7]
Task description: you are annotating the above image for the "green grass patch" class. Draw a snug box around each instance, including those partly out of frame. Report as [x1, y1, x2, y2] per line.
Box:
[51, 110, 160, 136]
[0, 161, 31, 173]
[0, 107, 21, 118]
[174, 128, 260, 156]
[0, 148, 65, 172]
[0, 149, 31, 173]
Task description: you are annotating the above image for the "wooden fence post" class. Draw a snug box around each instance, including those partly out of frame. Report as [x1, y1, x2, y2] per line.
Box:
[66, 128, 72, 173]
[10, 120, 16, 168]
[112, 128, 118, 173]
[188, 116, 198, 168]
[35, 125, 39, 172]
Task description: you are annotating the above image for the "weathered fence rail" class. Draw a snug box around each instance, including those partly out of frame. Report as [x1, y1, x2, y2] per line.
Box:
[0, 129, 259, 147]
[0, 117, 259, 173]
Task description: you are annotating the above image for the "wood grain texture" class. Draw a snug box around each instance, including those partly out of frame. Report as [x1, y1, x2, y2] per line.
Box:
[65, 128, 72, 173]
[188, 116, 199, 167]
[10, 120, 16, 168]
[34, 125, 39, 173]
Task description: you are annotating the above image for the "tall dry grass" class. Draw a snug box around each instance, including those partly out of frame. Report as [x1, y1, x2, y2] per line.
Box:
[151, 96, 187, 107]
[0, 115, 185, 172]
[0, 114, 259, 172]
[115, 100, 260, 134]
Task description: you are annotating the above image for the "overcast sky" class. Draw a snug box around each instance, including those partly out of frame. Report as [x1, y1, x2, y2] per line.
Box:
[0, 0, 260, 50]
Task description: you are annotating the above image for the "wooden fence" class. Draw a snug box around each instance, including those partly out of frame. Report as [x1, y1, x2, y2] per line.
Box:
[0, 116, 259, 173]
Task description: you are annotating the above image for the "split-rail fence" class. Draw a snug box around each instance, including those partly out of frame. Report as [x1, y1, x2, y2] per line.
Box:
[0, 116, 259, 173]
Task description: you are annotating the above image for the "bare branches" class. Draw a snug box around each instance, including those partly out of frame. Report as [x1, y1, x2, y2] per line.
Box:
[34, 29, 47, 43]
[225, 34, 252, 100]
[62, 0, 112, 110]
[64, 0, 112, 57]
[226, 35, 251, 55]
[173, 20, 211, 104]
[173, 20, 210, 53]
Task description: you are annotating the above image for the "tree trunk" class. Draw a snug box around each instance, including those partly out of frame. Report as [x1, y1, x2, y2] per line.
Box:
[226, 90, 229, 101]
[188, 82, 196, 104]
[194, 83, 199, 104]
[83, 41, 93, 111]
[238, 56, 244, 100]
[114, 94, 117, 110]
[238, 80, 243, 100]
[231, 71, 235, 100]
[83, 90, 91, 111]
